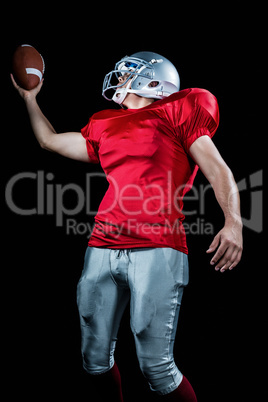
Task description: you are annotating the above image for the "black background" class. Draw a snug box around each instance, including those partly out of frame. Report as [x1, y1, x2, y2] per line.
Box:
[3, 5, 265, 402]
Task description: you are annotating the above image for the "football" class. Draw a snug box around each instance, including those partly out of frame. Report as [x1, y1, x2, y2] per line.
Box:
[12, 44, 45, 90]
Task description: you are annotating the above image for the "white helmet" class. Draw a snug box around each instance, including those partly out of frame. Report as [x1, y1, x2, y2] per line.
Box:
[102, 51, 180, 105]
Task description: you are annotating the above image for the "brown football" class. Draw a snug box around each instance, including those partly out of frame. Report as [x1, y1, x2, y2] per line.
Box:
[12, 44, 45, 90]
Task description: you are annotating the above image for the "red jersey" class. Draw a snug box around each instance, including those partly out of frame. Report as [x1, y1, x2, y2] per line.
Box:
[81, 88, 219, 254]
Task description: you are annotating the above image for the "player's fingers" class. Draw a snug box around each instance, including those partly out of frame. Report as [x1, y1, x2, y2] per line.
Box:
[218, 245, 243, 272]
[206, 233, 220, 253]
[215, 246, 235, 271]
[10, 73, 19, 89]
[229, 249, 243, 270]
[37, 77, 44, 89]
[218, 248, 239, 272]
[32, 78, 44, 95]
[10, 73, 28, 98]
[210, 241, 228, 266]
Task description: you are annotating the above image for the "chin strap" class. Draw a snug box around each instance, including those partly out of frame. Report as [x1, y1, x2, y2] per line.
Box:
[112, 79, 133, 104]
[112, 86, 170, 105]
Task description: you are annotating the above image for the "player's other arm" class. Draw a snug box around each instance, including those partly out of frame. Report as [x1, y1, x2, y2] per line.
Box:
[11, 74, 90, 163]
[189, 135, 243, 272]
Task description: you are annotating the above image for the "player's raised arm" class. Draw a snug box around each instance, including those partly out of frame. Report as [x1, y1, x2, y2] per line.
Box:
[11, 74, 91, 163]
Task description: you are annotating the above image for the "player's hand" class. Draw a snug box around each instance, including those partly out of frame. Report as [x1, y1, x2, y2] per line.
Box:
[206, 223, 243, 272]
[10, 73, 43, 101]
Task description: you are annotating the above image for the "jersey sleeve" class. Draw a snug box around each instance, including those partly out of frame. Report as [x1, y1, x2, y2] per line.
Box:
[81, 117, 100, 164]
[174, 89, 220, 154]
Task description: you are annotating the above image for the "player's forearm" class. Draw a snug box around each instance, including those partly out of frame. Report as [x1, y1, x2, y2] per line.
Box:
[210, 165, 242, 227]
[189, 136, 242, 228]
[24, 97, 57, 149]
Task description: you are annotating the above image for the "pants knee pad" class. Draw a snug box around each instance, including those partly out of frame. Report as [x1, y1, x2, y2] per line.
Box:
[81, 336, 116, 375]
[82, 349, 114, 375]
[140, 358, 183, 395]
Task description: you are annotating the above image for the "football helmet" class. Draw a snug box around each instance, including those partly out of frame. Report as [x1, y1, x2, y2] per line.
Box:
[102, 51, 180, 105]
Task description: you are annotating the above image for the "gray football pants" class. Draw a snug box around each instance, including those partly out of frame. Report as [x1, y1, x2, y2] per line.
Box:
[77, 246, 189, 395]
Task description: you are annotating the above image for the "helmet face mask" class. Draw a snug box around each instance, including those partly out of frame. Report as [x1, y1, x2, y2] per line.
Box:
[102, 52, 180, 105]
[102, 56, 154, 103]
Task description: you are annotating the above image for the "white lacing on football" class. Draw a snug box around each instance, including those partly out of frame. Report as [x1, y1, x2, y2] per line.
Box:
[21, 44, 45, 78]
[26, 68, 43, 81]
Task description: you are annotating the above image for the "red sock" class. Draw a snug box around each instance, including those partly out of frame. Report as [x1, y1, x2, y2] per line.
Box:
[162, 376, 197, 401]
[92, 363, 124, 402]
